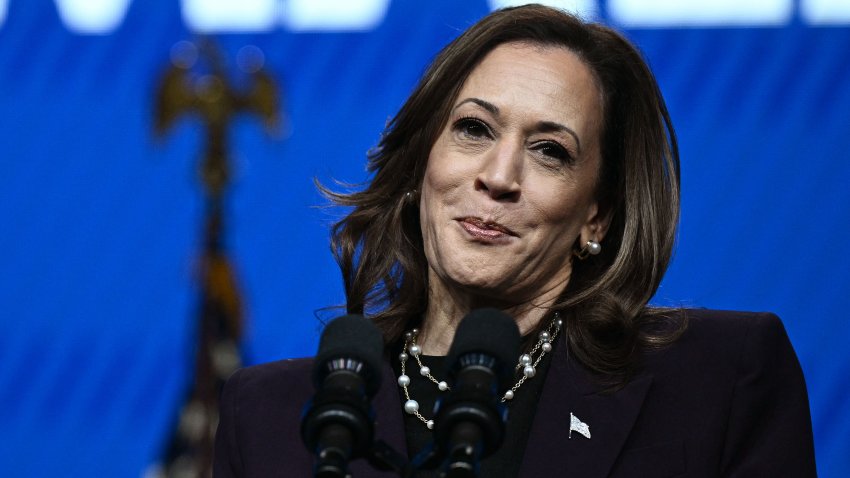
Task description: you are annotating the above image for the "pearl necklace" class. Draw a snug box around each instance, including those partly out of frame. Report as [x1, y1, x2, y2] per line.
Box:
[397, 313, 563, 430]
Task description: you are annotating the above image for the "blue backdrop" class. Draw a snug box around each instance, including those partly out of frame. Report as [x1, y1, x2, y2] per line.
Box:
[0, 1, 848, 476]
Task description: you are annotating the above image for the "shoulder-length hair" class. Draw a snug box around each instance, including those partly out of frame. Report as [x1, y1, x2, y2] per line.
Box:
[322, 4, 684, 382]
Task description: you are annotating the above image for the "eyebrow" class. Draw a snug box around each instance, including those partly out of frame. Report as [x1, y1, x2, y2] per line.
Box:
[455, 97, 500, 116]
[453, 97, 583, 153]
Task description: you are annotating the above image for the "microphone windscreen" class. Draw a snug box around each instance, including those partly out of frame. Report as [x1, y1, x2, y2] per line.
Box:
[446, 308, 520, 390]
[313, 314, 384, 396]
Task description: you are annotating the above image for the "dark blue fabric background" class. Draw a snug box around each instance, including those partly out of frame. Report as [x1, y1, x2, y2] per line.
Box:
[0, 1, 847, 476]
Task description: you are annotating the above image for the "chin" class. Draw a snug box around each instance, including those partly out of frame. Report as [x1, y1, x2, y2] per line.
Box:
[444, 269, 516, 299]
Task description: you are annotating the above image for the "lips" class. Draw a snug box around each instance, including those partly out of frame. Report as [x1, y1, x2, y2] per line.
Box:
[458, 217, 518, 239]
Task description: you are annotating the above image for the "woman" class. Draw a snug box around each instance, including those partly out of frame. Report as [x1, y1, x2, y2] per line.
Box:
[214, 5, 816, 477]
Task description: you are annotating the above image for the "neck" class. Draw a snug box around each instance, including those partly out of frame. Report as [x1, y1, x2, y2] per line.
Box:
[416, 269, 569, 355]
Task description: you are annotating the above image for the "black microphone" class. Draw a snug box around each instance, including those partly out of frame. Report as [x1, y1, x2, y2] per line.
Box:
[301, 314, 384, 478]
[430, 308, 520, 477]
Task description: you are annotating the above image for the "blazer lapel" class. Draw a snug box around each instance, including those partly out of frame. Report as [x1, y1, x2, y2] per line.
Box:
[519, 340, 653, 477]
[350, 358, 409, 477]
[371, 359, 408, 452]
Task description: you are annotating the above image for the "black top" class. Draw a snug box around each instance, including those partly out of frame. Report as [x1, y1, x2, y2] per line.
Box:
[390, 341, 555, 478]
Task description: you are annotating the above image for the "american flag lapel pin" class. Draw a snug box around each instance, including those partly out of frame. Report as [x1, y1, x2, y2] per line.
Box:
[569, 412, 591, 439]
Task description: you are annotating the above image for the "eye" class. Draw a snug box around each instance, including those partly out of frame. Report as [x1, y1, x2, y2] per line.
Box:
[532, 141, 573, 164]
[454, 117, 492, 139]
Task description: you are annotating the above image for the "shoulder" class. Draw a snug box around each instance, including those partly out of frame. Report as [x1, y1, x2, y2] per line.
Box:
[220, 355, 315, 419]
[647, 308, 792, 368]
[673, 308, 808, 398]
[215, 357, 318, 477]
[222, 357, 318, 420]
[632, 309, 815, 475]
[668, 309, 815, 474]
[229, 356, 314, 392]
[639, 308, 807, 407]
[679, 308, 784, 335]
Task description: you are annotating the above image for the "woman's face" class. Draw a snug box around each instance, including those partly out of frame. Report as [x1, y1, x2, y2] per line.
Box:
[419, 42, 606, 305]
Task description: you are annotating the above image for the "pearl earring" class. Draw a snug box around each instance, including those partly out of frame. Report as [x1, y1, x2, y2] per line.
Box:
[573, 239, 602, 260]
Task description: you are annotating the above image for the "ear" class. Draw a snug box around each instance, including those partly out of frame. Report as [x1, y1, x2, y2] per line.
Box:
[579, 201, 611, 245]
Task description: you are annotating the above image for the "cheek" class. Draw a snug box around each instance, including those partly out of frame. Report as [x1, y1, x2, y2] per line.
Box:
[526, 182, 595, 244]
[529, 175, 585, 219]
[418, 155, 449, 239]
[421, 142, 469, 206]
[419, 143, 471, 262]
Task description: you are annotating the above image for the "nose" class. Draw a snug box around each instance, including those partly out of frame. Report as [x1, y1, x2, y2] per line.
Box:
[474, 137, 522, 202]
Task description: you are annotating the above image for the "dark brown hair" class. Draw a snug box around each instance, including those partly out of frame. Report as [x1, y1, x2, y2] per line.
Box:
[322, 4, 685, 382]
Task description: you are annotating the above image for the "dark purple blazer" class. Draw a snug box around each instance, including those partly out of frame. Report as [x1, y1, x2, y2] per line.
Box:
[214, 309, 816, 477]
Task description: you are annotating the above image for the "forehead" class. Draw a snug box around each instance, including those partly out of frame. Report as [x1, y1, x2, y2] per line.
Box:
[456, 42, 602, 132]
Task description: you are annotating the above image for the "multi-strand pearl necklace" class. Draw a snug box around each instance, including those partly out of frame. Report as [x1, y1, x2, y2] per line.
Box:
[397, 313, 563, 430]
